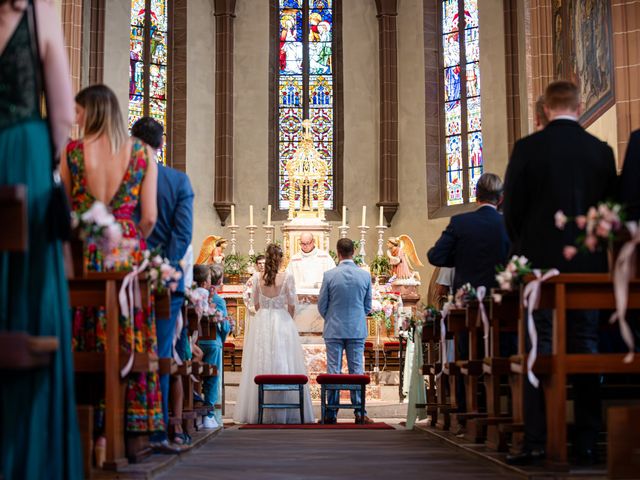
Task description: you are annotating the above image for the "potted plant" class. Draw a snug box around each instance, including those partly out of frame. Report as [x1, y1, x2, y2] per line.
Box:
[224, 253, 248, 284]
[370, 255, 391, 284]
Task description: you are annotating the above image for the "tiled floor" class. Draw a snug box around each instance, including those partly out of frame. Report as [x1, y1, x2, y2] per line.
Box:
[156, 422, 520, 479]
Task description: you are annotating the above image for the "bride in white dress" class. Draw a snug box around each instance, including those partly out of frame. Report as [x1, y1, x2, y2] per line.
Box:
[233, 244, 314, 424]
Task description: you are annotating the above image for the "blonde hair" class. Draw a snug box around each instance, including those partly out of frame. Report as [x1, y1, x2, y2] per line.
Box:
[75, 85, 128, 154]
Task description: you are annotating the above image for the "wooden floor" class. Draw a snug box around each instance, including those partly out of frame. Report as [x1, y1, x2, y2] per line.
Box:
[156, 423, 520, 479]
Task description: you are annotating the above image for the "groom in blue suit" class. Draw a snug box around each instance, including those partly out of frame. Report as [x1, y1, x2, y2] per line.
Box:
[318, 238, 373, 424]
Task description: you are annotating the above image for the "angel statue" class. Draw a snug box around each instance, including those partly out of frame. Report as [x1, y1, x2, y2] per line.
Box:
[386, 235, 424, 285]
[195, 235, 228, 265]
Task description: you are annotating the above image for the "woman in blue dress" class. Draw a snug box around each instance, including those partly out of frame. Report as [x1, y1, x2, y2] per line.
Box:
[0, 0, 82, 478]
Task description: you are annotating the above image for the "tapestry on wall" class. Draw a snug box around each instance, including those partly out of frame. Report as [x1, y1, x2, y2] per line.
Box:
[552, 0, 615, 127]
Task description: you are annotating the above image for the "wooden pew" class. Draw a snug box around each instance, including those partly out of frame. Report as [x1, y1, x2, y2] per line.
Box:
[455, 300, 489, 440]
[514, 273, 640, 469]
[419, 320, 440, 425]
[432, 307, 467, 431]
[69, 272, 157, 470]
[0, 185, 60, 369]
[480, 290, 520, 451]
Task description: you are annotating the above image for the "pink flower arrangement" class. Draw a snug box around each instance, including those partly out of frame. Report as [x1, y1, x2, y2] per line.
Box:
[144, 249, 182, 294]
[73, 200, 123, 252]
[495, 255, 533, 291]
[454, 283, 477, 308]
[555, 202, 625, 256]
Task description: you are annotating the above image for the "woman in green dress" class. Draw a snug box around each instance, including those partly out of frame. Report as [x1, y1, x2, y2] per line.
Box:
[0, 0, 82, 478]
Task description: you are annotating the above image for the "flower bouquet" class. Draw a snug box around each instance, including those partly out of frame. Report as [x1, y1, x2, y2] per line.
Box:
[555, 202, 625, 259]
[71, 201, 123, 275]
[494, 255, 533, 295]
[370, 292, 402, 335]
[144, 249, 182, 318]
[454, 283, 477, 308]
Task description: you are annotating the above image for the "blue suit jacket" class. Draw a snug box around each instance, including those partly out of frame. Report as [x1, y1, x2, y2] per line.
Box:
[620, 129, 640, 221]
[318, 260, 372, 340]
[146, 164, 194, 293]
[427, 205, 510, 292]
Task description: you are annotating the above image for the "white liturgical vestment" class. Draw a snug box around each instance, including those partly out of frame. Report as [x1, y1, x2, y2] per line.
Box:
[286, 248, 336, 291]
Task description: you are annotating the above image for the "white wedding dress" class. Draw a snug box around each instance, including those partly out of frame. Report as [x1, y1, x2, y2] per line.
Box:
[233, 272, 315, 424]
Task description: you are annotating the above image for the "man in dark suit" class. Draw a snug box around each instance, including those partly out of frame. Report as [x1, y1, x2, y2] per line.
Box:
[503, 81, 617, 465]
[132, 117, 194, 448]
[428, 172, 510, 293]
[620, 129, 640, 221]
[428, 173, 511, 417]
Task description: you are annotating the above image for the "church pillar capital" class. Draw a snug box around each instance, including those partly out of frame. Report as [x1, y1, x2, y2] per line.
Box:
[375, 0, 399, 225]
[213, 0, 236, 225]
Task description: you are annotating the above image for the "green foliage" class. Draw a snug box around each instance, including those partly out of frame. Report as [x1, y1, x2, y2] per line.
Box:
[370, 255, 391, 277]
[223, 253, 248, 276]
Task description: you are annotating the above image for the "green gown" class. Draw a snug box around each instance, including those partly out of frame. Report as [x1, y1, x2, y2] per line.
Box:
[0, 12, 83, 480]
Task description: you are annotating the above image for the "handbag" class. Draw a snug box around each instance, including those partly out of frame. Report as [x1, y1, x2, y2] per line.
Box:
[27, 0, 72, 241]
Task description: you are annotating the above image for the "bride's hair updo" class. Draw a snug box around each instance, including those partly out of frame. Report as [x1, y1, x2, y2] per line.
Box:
[263, 243, 283, 287]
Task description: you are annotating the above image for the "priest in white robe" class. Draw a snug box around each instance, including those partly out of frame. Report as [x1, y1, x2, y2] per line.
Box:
[286, 232, 335, 335]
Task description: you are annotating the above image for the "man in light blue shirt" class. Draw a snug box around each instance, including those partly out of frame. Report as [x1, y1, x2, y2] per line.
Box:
[318, 238, 373, 424]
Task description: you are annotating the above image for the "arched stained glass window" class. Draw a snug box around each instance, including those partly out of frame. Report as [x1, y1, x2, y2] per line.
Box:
[128, 0, 169, 164]
[276, 0, 336, 211]
[442, 0, 482, 206]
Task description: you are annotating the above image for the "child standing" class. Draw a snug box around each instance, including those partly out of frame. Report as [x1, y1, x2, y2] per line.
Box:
[199, 264, 230, 428]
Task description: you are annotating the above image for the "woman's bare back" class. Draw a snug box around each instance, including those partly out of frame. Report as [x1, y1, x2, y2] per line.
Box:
[82, 136, 133, 205]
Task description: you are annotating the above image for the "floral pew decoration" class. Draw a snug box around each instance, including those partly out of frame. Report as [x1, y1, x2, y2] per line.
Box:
[494, 255, 559, 388]
[555, 202, 635, 362]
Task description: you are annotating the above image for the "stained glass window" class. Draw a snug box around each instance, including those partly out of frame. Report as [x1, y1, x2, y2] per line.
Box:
[128, 0, 169, 164]
[442, 0, 483, 205]
[277, 0, 335, 211]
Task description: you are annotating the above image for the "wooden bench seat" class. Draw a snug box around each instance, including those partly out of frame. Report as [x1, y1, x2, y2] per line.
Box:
[0, 185, 27, 252]
[0, 332, 59, 370]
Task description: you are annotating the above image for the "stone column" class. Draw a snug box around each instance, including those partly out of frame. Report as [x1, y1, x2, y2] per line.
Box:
[613, 0, 640, 166]
[524, 0, 553, 130]
[213, 0, 236, 225]
[87, 0, 104, 85]
[503, 0, 522, 152]
[375, 0, 399, 226]
[61, 0, 83, 94]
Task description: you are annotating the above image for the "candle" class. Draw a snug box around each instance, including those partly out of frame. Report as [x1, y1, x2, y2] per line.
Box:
[249, 205, 254, 226]
[267, 205, 272, 226]
[379, 206, 384, 226]
[230, 205, 235, 225]
[361, 206, 367, 226]
[342, 206, 346, 227]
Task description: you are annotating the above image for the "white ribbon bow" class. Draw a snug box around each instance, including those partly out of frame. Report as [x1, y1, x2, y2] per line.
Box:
[436, 302, 452, 379]
[172, 306, 184, 366]
[522, 268, 559, 388]
[476, 286, 490, 356]
[609, 222, 638, 363]
[118, 259, 149, 378]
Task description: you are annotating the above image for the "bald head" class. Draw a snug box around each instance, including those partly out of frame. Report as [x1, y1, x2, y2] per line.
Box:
[300, 232, 315, 254]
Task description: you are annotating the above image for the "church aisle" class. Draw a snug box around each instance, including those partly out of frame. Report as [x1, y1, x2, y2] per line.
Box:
[156, 423, 519, 479]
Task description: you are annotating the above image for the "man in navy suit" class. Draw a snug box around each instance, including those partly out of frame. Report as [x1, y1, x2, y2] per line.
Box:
[620, 129, 640, 221]
[428, 173, 510, 293]
[427, 173, 511, 417]
[318, 238, 373, 424]
[132, 118, 194, 447]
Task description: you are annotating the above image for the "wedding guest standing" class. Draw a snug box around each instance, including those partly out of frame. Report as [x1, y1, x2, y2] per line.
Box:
[619, 129, 640, 221]
[0, 1, 82, 478]
[427, 173, 511, 417]
[131, 117, 194, 448]
[61, 85, 163, 441]
[503, 80, 617, 466]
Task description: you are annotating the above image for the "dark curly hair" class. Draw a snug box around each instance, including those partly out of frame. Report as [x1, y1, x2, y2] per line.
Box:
[263, 243, 283, 287]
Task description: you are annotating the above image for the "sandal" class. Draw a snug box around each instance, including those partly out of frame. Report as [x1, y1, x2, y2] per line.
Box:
[173, 432, 192, 446]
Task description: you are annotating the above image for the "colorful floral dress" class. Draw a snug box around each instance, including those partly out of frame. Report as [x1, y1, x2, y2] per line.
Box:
[66, 138, 163, 433]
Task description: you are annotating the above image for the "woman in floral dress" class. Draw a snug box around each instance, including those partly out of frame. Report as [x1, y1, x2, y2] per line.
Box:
[61, 84, 163, 435]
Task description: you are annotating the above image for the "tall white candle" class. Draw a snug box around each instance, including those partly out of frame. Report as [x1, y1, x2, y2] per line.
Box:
[379, 206, 384, 226]
[361, 206, 367, 226]
[230, 205, 235, 225]
[267, 205, 272, 226]
[249, 205, 254, 226]
[342, 206, 346, 227]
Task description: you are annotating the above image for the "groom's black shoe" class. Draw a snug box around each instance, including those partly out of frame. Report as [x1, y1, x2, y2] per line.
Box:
[319, 417, 337, 425]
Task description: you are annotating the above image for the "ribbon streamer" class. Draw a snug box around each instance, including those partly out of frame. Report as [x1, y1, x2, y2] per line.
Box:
[476, 286, 490, 356]
[522, 268, 559, 388]
[172, 306, 184, 366]
[609, 222, 638, 363]
[118, 259, 149, 378]
[436, 302, 452, 379]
